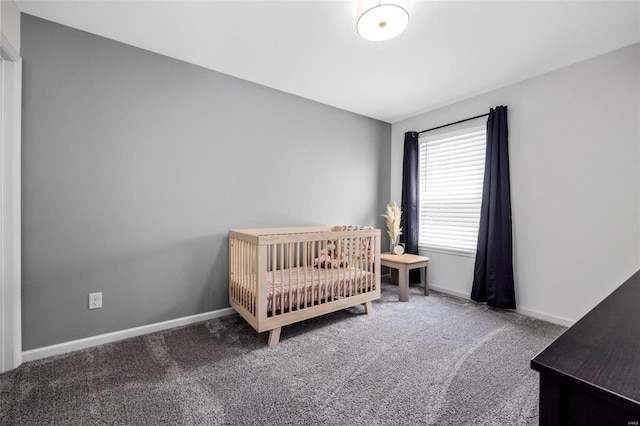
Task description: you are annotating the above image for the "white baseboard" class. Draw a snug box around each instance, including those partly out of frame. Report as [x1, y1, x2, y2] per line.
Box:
[515, 306, 575, 327]
[428, 284, 575, 327]
[22, 307, 236, 362]
[429, 284, 470, 300]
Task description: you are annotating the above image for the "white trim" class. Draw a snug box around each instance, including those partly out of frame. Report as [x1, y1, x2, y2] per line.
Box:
[0, 35, 20, 61]
[0, 34, 22, 373]
[22, 308, 237, 362]
[429, 284, 575, 327]
[429, 284, 470, 300]
[11, 57, 22, 369]
[515, 305, 575, 327]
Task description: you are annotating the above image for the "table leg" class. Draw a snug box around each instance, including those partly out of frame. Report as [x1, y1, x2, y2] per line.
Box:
[398, 266, 409, 302]
[423, 265, 429, 296]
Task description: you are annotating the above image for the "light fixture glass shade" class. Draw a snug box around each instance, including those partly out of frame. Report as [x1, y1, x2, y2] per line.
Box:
[357, 0, 409, 41]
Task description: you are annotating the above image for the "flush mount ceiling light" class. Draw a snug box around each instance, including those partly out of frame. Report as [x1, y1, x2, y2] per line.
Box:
[357, 0, 409, 41]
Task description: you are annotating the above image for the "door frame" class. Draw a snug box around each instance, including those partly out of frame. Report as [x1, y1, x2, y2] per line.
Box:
[1, 33, 22, 373]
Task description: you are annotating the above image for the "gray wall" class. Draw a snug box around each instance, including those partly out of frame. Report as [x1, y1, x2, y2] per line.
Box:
[21, 15, 391, 350]
[391, 43, 640, 325]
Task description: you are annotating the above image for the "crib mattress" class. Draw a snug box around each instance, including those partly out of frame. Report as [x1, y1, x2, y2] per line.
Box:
[266, 266, 375, 313]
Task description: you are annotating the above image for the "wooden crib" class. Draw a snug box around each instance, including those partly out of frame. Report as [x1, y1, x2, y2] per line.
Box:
[229, 226, 381, 347]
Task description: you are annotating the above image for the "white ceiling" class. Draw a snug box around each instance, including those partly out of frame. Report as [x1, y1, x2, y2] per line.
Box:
[16, 0, 640, 123]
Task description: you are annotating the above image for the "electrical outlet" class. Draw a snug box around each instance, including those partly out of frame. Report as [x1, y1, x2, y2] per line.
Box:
[89, 292, 102, 310]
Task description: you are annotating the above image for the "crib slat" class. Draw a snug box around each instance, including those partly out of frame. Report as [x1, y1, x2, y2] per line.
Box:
[245, 241, 250, 313]
[357, 237, 362, 295]
[311, 241, 315, 306]
[239, 240, 243, 306]
[296, 242, 300, 310]
[253, 243, 257, 315]
[274, 244, 278, 315]
[353, 238, 357, 295]
[280, 244, 284, 315]
[235, 241, 242, 303]
[240, 240, 244, 304]
[324, 240, 328, 304]
[359, 237, 364, 294]
[329, 240, 333, 302]
[343, 238, 347, 298]
[318, 240, 322, 304]
[288, 243, 293, 313]
[338, 239, 342, 299]
[298, 242, 307, 309]
[248, 243, 251, 314]
[342, 237, 347, 298]
[364, 237, 368, 293]
[256, 245, 267, 321]
[245, 241, 252, 312]
[365, 237, 369, 293]
[325, 242, 333, 303]
[235, 239, 239, 303]
[344, 238, 355, 297]
[249, 242, 253, 315]
[371, 236, 375, 291]
[361, 237, 365, 293]
[244, 241, 248, 307]
[316, 240, 319, 304]
[360, 236, 364, 294]
[352, 237, 357, 295]
[240, 240, 244, 309]
[369, 236, 373, 292]
[375, 235, 381, 294]
[266, 243, 270, 312]
[317, 240, 322, 304]
[237, 240, 241, 307]
[343, 241, 347, 299]
[230, 239, 235, 304]
[230, 239, 234, 304]
[329, 239, 333, 301]
[369, 237, 373, 292]
[245, 241, 249, 309]
[272, 244, 277, 316]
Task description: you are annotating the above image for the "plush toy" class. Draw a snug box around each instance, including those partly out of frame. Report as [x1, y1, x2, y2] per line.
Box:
[314, 242, 349, 269]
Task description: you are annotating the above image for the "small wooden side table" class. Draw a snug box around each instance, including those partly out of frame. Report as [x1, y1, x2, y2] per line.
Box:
[380, 252, 430, 302]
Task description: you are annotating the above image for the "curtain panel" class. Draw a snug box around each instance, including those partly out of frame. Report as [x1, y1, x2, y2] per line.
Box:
[401, 131, 421, 283]
[471, 106, 516, 308]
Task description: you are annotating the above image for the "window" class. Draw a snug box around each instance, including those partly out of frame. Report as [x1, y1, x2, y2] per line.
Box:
[418, 125, 486, 255]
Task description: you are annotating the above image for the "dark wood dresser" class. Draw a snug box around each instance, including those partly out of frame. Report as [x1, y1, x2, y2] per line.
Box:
[531, 270, 640, 425]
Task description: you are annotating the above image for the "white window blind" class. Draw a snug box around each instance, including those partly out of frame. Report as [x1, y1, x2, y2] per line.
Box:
[418, 125, 486, 255]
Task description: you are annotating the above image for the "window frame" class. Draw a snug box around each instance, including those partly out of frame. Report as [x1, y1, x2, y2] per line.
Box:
[417, 123, 486, 258]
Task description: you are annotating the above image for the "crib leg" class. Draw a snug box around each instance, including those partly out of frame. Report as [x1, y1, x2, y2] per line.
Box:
[363, 301, 372, 314]
[268, 327, 281, 348]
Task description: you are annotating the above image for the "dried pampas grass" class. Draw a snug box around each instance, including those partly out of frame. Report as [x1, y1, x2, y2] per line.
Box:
[382, 201, 402, 242]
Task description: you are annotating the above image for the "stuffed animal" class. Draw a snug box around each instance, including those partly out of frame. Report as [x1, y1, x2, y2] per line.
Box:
[314, 243, 349, 269]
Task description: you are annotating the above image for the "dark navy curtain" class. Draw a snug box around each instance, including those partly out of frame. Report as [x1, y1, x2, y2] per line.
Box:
[401, 131, 421, 283]
[471, 106, 516, 308]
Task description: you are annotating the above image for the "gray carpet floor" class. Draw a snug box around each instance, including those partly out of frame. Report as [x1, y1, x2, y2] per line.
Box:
[0, 282, 566, 425]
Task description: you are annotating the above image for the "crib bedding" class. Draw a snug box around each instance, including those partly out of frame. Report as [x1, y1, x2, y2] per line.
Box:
[266, 266, 375, 313]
